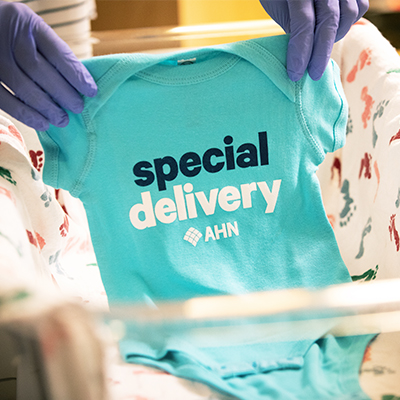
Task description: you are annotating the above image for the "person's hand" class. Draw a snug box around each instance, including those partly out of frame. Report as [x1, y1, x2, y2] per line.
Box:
[0, 1, 97, 131]
[259, 0, 369, 81]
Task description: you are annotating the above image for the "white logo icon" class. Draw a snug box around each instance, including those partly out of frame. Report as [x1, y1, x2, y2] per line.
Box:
[183, 228, 202, 246]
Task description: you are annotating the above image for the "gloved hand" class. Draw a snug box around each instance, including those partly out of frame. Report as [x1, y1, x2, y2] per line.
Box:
[0, 1, 97, 131]
[259, 0, 369, 81]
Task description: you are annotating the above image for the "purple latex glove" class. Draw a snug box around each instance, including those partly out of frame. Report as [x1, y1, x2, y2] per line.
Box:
[0, 1, 97, 131]
[259, 0, 369, 81]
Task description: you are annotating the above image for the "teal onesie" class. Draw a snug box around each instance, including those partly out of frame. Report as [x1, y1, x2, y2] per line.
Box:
[38, 35, 371, 399]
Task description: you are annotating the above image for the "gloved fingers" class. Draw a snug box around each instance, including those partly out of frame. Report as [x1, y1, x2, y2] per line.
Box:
[34, 19, 97, 98]
[335, 0, 360, 41]
[0, 84, 50, 131]
[308, 0, 340, 81]
[0, 67, 69, 129]
[13, 38, 85, 114]
[286, 0, 316, 81]
[356, 0, 369, 20]
[336, 0, 369, 41]
[259, 0, 369, 82]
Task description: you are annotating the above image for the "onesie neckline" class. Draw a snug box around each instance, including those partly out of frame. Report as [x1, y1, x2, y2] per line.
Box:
[134, 51, 241, 86]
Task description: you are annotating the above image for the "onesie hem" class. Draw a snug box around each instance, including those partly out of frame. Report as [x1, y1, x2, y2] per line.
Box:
[123, 335, 373, 400]
[66, 108, 97, 198]
[331, 60, 348, 153]
[294, 81, 326, 165]
[36, 130, 60, 189]
[338, 334, 376, 400]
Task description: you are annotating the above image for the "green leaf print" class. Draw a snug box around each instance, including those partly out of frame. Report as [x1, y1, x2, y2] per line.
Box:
[382, 395, 400, 400]
[0, 166, 16, 185]
[351, 265, 379, 282]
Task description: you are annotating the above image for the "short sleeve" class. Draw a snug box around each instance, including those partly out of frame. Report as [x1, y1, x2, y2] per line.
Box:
[37, 54, 138, 196]
[37, 110, 91, 197]
[299, 59, 348, 158]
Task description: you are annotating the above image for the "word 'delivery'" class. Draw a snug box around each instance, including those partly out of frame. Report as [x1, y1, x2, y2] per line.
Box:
[129, 180, 282, 230]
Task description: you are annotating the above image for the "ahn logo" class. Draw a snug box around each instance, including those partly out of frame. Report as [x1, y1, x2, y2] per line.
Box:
[183, 227, 202, 246]
[183, 221, 239, 247]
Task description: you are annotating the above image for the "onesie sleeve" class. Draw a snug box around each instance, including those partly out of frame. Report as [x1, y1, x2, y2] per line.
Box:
[299, 59, 348, 159]
[37, 55, 123, 196]
[37, 110, 91, 197]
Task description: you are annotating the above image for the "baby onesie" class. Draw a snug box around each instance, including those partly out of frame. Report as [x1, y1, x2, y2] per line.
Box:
[38, 35, 371, 399]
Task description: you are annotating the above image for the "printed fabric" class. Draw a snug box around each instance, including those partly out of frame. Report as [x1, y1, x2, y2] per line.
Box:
[0, 115, 107, 400]
[318, 19, 400, 283]
[37, 35, 371, 399]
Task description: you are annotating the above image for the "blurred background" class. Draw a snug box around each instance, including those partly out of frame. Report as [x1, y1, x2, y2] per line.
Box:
[91, 0, 265, 31]
[367, 0, 400, 48]
[89, 0, 400, 55]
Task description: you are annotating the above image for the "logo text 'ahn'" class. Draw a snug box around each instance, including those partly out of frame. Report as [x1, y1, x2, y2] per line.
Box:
[184, 222, 239, 246]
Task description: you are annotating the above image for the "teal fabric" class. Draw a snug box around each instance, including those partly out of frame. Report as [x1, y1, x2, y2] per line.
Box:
[124, 334, 372, 400]
[37, 35, 371, 399]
